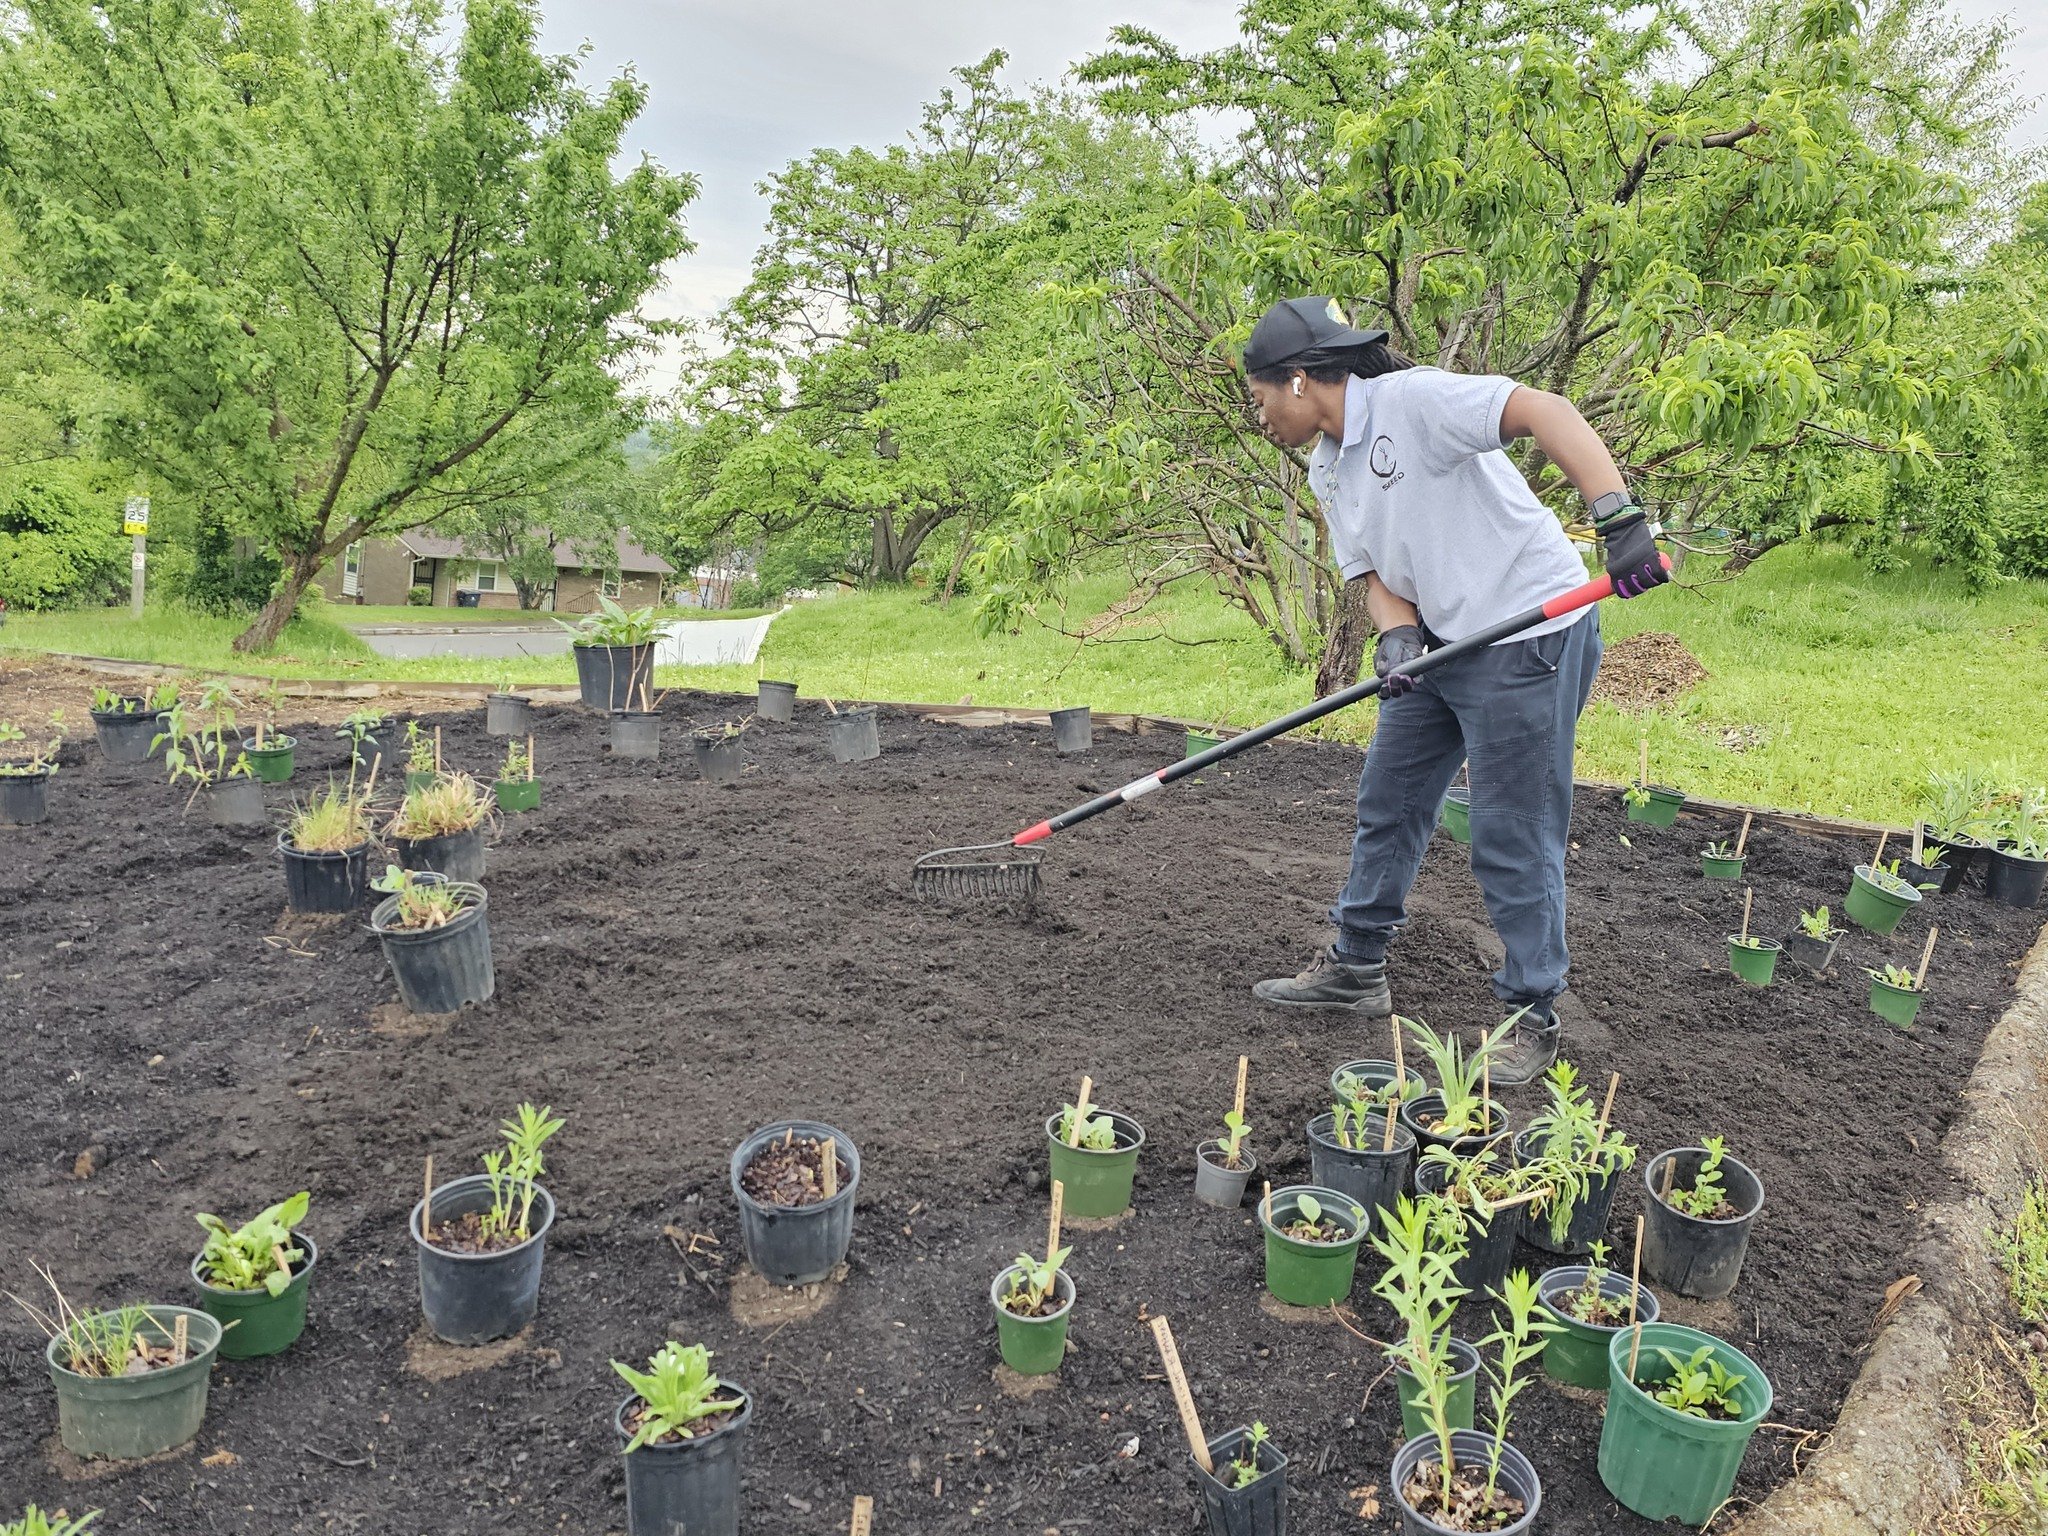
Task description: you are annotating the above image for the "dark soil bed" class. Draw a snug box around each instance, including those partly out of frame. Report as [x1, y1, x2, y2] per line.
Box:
[2, 693, 2040, 1534]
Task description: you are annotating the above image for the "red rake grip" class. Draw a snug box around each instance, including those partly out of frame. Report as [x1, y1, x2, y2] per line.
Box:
[1539, 554, 1669, 620]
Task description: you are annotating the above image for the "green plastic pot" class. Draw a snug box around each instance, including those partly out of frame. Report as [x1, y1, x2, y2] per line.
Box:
[1726, 936, 1781, 986]
[1600, 1322, 1772, 1526]
[1258, 1185, 1365, 1306]
[1843, 863, 1921, 936]
[1393, 1337, 1480, 1439]
[1626, 785, 1684, 826]
[190, 1233, 316, 1359]
[1537, 1266, 1659, 1390]
[1185, 730, 1221, 758]
[1044, 1111, 1145, 1219]
[990, 1265, 1073, 1376]
[1869, 974, 1924, 1027]
[1700, 850, 1745, 880]
[240, 736, 297, 783]
[494, 777, 541, 813]
[1440, 787, 1472, 844]
[46, 1304, 221, 1460]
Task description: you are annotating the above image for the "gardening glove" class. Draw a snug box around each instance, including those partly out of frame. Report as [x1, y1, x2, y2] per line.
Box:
[1373, 624, 1428, 698]
[1593, 495, 1667, 598]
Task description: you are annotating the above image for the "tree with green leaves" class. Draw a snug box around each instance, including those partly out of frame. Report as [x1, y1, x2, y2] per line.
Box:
[0, 0, 696, 650]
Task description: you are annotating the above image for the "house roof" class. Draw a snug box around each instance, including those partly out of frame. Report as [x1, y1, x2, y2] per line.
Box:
[399, 527, 674, 575]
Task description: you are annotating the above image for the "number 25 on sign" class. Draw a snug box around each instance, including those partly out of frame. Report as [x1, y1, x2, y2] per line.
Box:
[122, 495, 151, 536]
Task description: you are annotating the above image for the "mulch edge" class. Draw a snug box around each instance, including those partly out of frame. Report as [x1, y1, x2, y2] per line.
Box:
[1731, 923, 2048, 1536]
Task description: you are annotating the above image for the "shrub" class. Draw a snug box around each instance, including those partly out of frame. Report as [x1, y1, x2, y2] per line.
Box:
[407, 583, 433, 606]
[185, 512, 280, 614]
[0, 478, 124, 609]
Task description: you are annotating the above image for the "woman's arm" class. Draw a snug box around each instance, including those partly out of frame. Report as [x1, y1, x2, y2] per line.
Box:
[1498, 386, 1626, 502]
[1362, 571, 1421, 633]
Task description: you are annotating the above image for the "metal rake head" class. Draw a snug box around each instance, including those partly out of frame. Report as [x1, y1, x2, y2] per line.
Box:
[912, 842, 1043, 901]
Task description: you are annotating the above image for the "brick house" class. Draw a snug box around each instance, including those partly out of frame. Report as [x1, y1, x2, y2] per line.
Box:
[317, 528, 673, 612]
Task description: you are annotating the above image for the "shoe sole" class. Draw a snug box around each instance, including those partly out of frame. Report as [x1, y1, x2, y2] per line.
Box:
[1250, 988, 1395, 1018]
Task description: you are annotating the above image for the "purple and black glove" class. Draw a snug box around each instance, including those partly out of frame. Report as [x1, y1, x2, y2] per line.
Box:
[1373, 624, 1428, 697]
[1596, 503, 1667, 598]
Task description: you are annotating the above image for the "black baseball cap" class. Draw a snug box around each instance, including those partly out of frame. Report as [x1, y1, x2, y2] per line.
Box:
[1242, 297, 1389, 373]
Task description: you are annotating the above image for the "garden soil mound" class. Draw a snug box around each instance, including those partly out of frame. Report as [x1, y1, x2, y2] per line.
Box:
[1588, 630, 1707, 712]
[2, 694, 2040, 1534]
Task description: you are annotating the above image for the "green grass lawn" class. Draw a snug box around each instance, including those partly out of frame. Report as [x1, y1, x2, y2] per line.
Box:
[6, 547, 2044, 822]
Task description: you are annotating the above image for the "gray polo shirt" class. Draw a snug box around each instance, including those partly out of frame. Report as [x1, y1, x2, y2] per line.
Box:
[1307, 369, 1592, 644]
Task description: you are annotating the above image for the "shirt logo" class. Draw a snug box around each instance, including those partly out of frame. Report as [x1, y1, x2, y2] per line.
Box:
[1368, 435, 1403, 486]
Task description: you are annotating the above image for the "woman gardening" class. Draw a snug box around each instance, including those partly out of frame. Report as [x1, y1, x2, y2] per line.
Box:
[1243, 297, 1667, 1085]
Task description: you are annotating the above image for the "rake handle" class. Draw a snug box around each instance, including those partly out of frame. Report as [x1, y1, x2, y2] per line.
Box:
[1012, 563, 1662, 848]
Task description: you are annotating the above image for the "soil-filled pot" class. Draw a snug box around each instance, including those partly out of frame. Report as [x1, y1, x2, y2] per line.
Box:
[240, 736, 297, 783]
[412, 1173, 554, 1344]
[206, 776, 267, 829]
[1440, 786, 1471, 844]
[1600, 1322, 1772, 1525]
[617, 1385, 752, 1536]
[1985, 847, 2048, 909]
[1413, 1160, 1519, 1301]
[1511, 1128, 1618, 1256]
[757, 679, 797, 723]
[1392, 1429, 1542, 1536]
[494, 777, 541, 813]
[694, 733, 745, 784]
[485, 693, 532, 737]
[1328, 1059, 1430, 1105]
[1394, 1337, 1480, 1439]
[1700, 849, 1745, 880]
[1044, 1111, 1145, 1219]
[1727, 936, 1781, 986]
[191, 1233, 317, 1359]
[1626, 785, 1685, 826]
[574, 642, 654, 711]
[92, 702, 158, 763]
[730, 1120, 861, 1286]
[1258, 1185, 1366, 1306]
[279, 832, 371, 914]
[1, 770, 50, 825]
[371, 879, 493, 1014]
[1400, 1094, 1511, 1160]
[1307, 1112, 1416, 1221]
[46, 1304, 222, 1459]
[1779, 928, 1839, 975]
[827, 707, 880, 763]
[394, 823, 486, 884]
[1194, 1139, 1258, 1209]
[1050, 705, 1093, 754]
[1185, 729, 1221, 758]
[1536, 1264, 1660, 1390]
[1191, 1424, 1288, 1536]
[1844, 862, 1921, 935]
[1641, 1146, 1764, 1300]
[1869, 974, 1925, 1027]
[610, 710, 661, 760]
[990, 1265, 1074, 1376]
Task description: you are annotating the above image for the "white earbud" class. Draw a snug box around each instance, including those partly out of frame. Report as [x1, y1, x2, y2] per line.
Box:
[1291, 377, 1303, 397]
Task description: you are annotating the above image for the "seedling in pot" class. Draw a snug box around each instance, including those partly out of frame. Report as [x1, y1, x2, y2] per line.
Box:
[1561, 1240, 1629, 1326]
[1663, 1135, 1737, 1220]
[1403, 1016, 1513, 1139]
[499, 736, 535, 783]
[0, 716, 62, 776]
[1641, 1344, 1748, 1419]
[1057, 1101, 1118, 1150]
[422, 1104, 563, 1253]
[286, 781, 373, 853]
[1522, 1063, 1635, 1249]
[614, 1341, 746, 1449]
[9, 1262, 193, 1377]
[1371, 1194, 1469, 1410]
[1151, 1313, 1288, 1530]
[1869, 932, 1938, 1029]
[194, 1193, 309, 1296]
[999, 1245, 1072, 1319]
[89, 686, 143, 716]
[334, 709, 388, 758]
[1797, 906, 1840, 943]
[1226, 1421, 1273, 1488]
[371, 865, 470, 930]
[1274, 1190, 1353, 1244]
[157, 688, 254, 805]
[403, 720, 439, 780]
[2, 1507, 98, 1536]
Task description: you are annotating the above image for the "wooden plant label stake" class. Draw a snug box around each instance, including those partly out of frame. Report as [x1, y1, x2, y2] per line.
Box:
[1626, 1213, 1646, 1380]
[1066, 1076, 1094, 1148]
[1916, 926, 1939, 991]
[1382, 1098, 1398, 1153]
[272, 1242, 294, 1280]
[1740, 887, 1753, 944]
[1046, 1180, 1065, 1264]
[422, 1155, 434, 1240]
[1594, 1071, 1620, 1147]
[1481, 1061, 1492, 1129]
[527, 733, 536, 782]
[1659, 1156, 1678, 1203]
[1735, 811, 1753, 858]
[821, 1137, 838, 1200]
[1232, 1055, 1248, 1122]
[850, 1496, 874, 1536]
[1261, 1180, 1273, 1225]
[434, 725, 443, 772]
[1391, 1016, 1406, 1090]
[1912, 821, 1924, 863]
[172, 1312, 188, 1364]
[1149, 1315, 1212, 1474]
[1873, 829, 1888, 867]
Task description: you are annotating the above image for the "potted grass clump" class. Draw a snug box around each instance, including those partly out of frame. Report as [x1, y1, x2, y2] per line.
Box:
[494, 735, 540, 813]
[1922, 766, 1997, 893]
[991, 1244, 1074, 1377]
[16, 1270, 222, 1460]
[559, 597, 669, 712]
[730, 1122, 860, 1285]
[1440, 784, 1472, 845]
[1258, 1183, 1367, 1306]
[335, 709, 390, 775]
[190, 1192, 316, 1359]
[1514, 1062, 1635, 1257]
[1642, 1136, 1763, 1300]
[1389, 1267, 1552, 1535]
[1045, 1079, 1145, 1219]
[88, 685, 166, 764]
[389, 772, 492, 883]
[1985, 786, 2048, 909]
[1399, 1018, 1512, 1157]
[486, 674, 533, 737]
[1537, 1240, 1659, 1390]
[614, 1341, 751, 1536]
[158, 686, 263, 828]
[3, 1507, 97, 1534]
[693, 717, 749, 785]
[1599, 1322, 1772, 1524]
[370, 866, 494, 1013]
[1726, 889, 1781, 987]
[279, 780, 375, 913]
[1194, 1059, 1257, 1209]
[1780, 905, 1842, 974]
[0, 716, 62, 826]
[413, 1104, 562, 1344]
[1373, 1196, 1480, 1439]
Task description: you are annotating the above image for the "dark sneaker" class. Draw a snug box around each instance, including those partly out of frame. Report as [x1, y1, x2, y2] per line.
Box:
[1488, 1011, 1560, 1087]
[1251, 947, 1393, 1015]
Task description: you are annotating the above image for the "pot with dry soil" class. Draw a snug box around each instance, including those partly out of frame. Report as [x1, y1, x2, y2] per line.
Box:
[730, 1121, 860, 1286]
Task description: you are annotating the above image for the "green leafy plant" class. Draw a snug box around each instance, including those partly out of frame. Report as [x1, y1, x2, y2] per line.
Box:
[1924, 766, 2000, 845]
[612, 1341, 745, 1451]
[156, 689, 251, 792]
[480, 1103, 564, 1244]
[1056, 1103, 1117, 1150]
[370, 865, 470, 930]
[1226, 1421, 1272, 1489]
[1475, 1270, 1559, 1501]
[1329, 1088, 1390, 1152]
[334, 709, 387, 751]
[88, 687, 139, 714]
[1872, 962, 1920, 991]
[1519, 1061, 1636, 1247]
[1219, 1108, 1250, 1169]
[403, 720, 437, 776]
[1416, 1144, 1535, 1225]
[286, 782, 373, 852]
[1403, 1015, 1514, 1139]
[1564, 1240, 1625, 1325]
[1665, 1136, 1736, 1220]
[492, 671, 518, 697]
[1, 1505, 99, 1536]
[1859, 862, 1916, 896]
[1000, 1245, 1071, 1317]
[146, 683, 180, 714]
[1702, 838, 1739, 859]
[1731, 933, 1772, 950]
[1646, 1344, 1748, 1420]
[1332, 1064, 1422, 1114]
[0, 718, 62, 776]
[2001, 785, 2048, 861]
[1623, 782, 1653, 810]
[498, 737, 533, 783]
[194, 1193, 310, 1295]
[389, 773, 491, 839]
[1372, 1193, 1470, 1497]
[556, 595, 671, 648]
[1797, 906, 1842, 941]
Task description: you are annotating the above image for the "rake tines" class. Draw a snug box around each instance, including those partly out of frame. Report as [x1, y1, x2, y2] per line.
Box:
[911, 844, 1042, 901]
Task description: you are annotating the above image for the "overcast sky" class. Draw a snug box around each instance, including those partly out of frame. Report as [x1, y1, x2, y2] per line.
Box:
[533, 0, 2048, 396]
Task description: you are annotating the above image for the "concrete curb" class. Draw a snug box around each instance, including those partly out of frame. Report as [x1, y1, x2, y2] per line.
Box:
[1730, 923, 2048, 1535]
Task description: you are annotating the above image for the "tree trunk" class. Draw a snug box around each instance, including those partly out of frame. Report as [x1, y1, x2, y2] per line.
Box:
[939, 521, 974, 608]
[871, 509, 947, 584]
[1314, 577, 1374, 699]
[231, 549, 324, 653]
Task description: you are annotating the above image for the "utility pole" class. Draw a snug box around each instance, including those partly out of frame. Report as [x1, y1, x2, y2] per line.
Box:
[123, 495, 150, 617]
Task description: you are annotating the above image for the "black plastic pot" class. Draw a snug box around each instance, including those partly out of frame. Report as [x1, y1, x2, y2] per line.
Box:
[827, 708, 880, 764]
[1191, 1424, 1288, 1536]
[1927, 829, 1980, 893]
[610, 710, 661, 760]
[1414, 1159, 1520, 1301]
[371, 879, 493, 1013]
[411, 1173, 553, 1344]
[1985, 848, 2047, 909]
[694, 733, 745, 785]
[1306, 1112, 1416, 1220]
[1641, 1146, 1764, 1300]
[1050, 706, 1093, 754]
[352, 729, 390, 775]
[1511, 1127, 1619, 1256]
[617, 1386, 752, 1536]
[1779, 929, 1840, 975]
[91, 701, 158, 763]
[394, 823, 487, 884]
[1391, 1429, 1540, 1536]
[1399, 1094, 1511, 1160]
[485, 694, 532, 737]
[575, 643, 654, 711]
[0, 771, 50, 825]
[278, 832, 371, 913]
[1897, 854, 1949, 894]
[757, 680, 797, 723]
[206, 776, 267, 829]
[729, 1121, 860, 1286]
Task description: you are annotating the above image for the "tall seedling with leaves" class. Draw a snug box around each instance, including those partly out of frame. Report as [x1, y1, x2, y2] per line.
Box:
[1404, 1016, 1514, 1138]
[481, 1104, 563, 1245]
[1372, 1196, 1470, 1474]
[1523, 1063, 1635, 1247]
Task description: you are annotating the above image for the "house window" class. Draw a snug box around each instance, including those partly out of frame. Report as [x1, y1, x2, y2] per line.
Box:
[600, 572, 622, 599]
[466, 561, 502, 593]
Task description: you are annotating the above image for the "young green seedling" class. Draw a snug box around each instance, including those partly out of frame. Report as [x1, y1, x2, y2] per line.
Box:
[1001, 1246, 1071, 1317]
[1521, 1062, 1635, 1247]
[2, 1507, 100, 1536]
[1476, 1270, 1559, 1503]
[478, 1103, 564, 1245]
[371, 865, 468, 929]
[194, 1193, 310, 1295]
[1227, 1421, 1272, 1489]
[1403, 1016, 1514, 1139]
[1665, 1135, 1735, 1220]
[1647, 1344, 1748, 1420]
[1371, 1196, 1470, 1509]
[612, 1342, 745, 1449]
